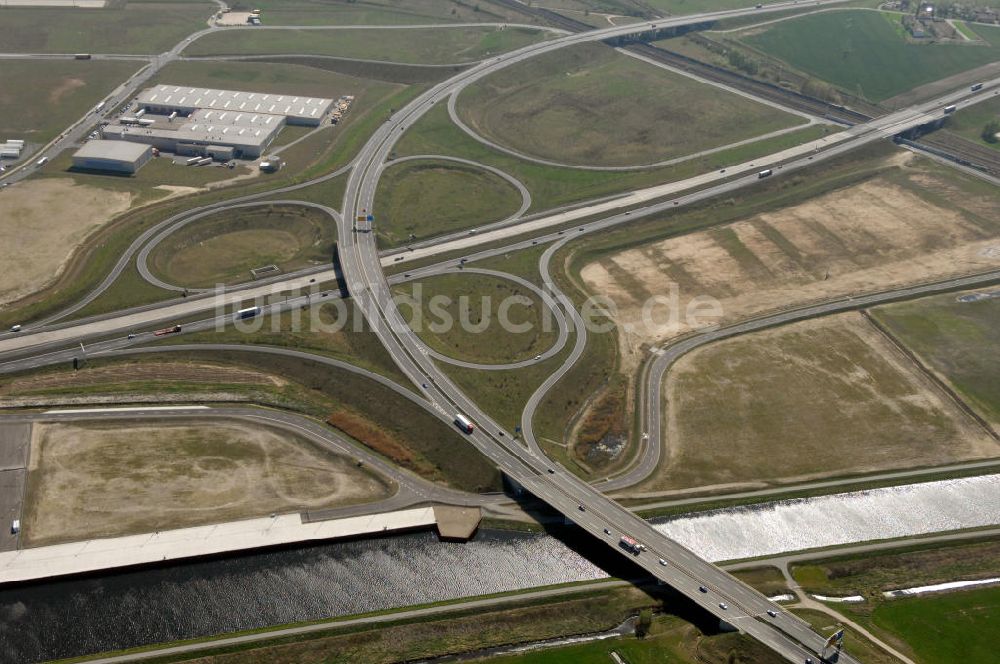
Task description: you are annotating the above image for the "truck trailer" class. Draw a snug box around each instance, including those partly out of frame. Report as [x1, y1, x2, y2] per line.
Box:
[153, 325, 182, 336]
[454, 413, 475, 434]
[619, 535, 645, 555]
[236, 306, 261, 320]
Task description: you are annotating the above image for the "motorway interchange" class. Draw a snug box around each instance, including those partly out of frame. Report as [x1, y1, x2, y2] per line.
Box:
[3, 1, 1000, 662]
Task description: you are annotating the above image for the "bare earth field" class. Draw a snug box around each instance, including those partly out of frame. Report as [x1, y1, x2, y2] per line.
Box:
[0, 179, 131, 308]
[580, 153, 1000, 371]
[22, 419, 393, 546]
[649, 313, 999, 491]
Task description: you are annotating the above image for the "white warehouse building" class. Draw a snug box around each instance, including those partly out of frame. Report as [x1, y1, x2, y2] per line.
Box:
[103, 107, 286, 159]
[72, 140, 153, 174]
[101, 84, 336, 159]
[136, 85, 334, 126]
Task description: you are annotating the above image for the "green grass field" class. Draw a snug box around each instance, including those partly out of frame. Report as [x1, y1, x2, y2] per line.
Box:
[742, 10, 1000, 102]
[391, 272, 559, 365]
[943, 95, 1000, 152]
[456, 42, 804, 167]
[147, 204, 335, 288]
[374, 159, 522, 246]
[398, 98, 832, 213]
[0, 60, 140, 145]
[234, 0, 534, 26]
[150, 58, 393, 99]
[0, 1, 213, 54]
[185, 26, 549, 64]
[872, 289, 1000, 425]
[872, 586, 1000, 664]
[792, 537, 1000, 597]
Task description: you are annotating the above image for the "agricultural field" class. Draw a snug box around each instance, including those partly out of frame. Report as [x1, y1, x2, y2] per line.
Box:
[455, 42, 805, 167]
[0, 0, 214, 54]
[579, 151, 1000, 370]
[150, 58, 398, 101]
[872, 288, 1000, 426]
[21, 418, 393, 546]
[942, 94, 1000, 151]
[185, 26, 551, 64]
[392, 272, 559, 365]
[233, 0, 536, 26]
[649, 313, 999, 490]
[375, 159, 523, 246]
[147, 204, 336, 288]
[0, 60, 140, 146]
[871, 585, 1000, 664]
[740, 10, 1000, 102]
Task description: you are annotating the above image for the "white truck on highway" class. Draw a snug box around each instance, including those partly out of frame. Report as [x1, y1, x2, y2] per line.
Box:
[454, 413, 475, 434]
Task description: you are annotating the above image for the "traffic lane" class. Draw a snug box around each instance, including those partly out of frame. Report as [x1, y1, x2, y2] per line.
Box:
[0, 273, 340, 358]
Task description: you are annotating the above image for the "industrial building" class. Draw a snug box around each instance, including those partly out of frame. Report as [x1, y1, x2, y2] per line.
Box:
[102, 107, 285, 159]
[136, 85, 333, 126]
[72, 140, 153, 174]
[99, 84, 336, 160]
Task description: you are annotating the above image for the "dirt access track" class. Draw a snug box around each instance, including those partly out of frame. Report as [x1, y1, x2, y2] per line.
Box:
[580, 153, 1000, 371]
[22, 418, 394, 546]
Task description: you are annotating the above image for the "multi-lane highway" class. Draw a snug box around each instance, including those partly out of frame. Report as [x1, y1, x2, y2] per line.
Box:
[4, 1, 1000, 661]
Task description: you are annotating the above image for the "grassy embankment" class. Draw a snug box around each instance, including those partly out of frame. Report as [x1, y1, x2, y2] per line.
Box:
[232, 0, 536, 27]
[0, 0, 213, 54]
[146, 204, 337, 289]
[185, 26, 551, 64]
[872, 289, 1000, 426]
[374, 158, 522, 247]
[454, 41, 807, 168]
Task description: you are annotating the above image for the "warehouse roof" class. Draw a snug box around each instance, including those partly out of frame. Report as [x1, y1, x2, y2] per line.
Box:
[73, 140, 151, 161]
[137, 84, 333, 123]
[103, 120, 280, 151]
